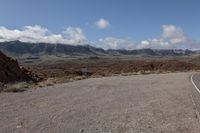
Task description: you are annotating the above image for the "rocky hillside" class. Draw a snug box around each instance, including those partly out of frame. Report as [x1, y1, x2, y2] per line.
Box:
[0, 51, 32, 83]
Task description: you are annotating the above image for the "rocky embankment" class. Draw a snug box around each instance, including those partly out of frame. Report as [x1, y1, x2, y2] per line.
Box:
[0, 51, 33, 84]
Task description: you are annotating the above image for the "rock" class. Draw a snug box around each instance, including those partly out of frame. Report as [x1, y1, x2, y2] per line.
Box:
[0, 51, 31, 83]
[80, 129, 84, 132]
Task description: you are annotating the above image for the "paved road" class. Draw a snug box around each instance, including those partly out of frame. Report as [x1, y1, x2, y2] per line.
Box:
[191, 74, 200, 93]
[191, 73, 200, 123]
[0, 72, 200, 133]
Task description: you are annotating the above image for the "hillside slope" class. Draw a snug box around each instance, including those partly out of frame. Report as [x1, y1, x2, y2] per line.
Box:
[0, 51, 31, 83]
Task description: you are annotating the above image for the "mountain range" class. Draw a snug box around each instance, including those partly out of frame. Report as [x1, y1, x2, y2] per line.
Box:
[0, 41, 197, 57]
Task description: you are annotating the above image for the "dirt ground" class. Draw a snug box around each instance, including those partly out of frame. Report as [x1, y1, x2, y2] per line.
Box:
[0, 72, 199, 133]
[22, 58, 200, 83]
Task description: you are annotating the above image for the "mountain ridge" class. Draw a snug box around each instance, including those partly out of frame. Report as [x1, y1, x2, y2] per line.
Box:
[0, 41, 197, 57]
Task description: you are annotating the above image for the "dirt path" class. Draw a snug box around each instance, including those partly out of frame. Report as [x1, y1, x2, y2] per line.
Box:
[0, 72, 199, 133]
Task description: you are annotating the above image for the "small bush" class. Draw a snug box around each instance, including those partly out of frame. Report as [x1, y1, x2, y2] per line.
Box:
[3, 82, 31, 93]
[5, 87, 26, 93]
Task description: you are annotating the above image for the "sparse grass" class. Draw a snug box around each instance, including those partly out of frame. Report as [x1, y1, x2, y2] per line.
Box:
[5, 87, 26, 93]
[2, 82, 32, 93]
[46, 83, 54, 86]
[141, 70, 152, 75]
[74, 76, 86, 80]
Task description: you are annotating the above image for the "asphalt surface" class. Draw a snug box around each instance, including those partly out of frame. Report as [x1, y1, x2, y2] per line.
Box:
[191, 74, 200, 92]
[191, 73, 200, 124]
[0, 72, 200, 133]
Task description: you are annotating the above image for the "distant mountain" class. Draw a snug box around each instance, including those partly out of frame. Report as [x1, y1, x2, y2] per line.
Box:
[0, 41, 196, 57]
[0, 41, 107, 57]
[107, 49, 157, 56]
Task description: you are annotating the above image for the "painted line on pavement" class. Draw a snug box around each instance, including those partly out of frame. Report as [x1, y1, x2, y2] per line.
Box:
[191, 74, 200, 94]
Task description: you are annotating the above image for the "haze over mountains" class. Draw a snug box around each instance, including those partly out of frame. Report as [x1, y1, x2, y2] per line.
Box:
[0, 41, 197, 57]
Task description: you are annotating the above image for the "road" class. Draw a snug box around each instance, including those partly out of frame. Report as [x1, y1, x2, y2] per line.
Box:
[191, 73, 200, 124]
[191, 74, 200, 93]
[0, 72, 200, 133]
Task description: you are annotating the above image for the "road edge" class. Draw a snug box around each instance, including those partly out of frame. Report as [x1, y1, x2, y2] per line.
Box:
[191, 74, 200, 94]
[190, 74, 200, 124]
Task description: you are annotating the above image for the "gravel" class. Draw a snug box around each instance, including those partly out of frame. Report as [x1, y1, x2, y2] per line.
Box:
[0, 72, 199, 133]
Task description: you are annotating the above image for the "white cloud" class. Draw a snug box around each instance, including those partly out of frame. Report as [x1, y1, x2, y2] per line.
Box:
[95, 18, 110, 29]
[137, 25, 200, 49]
[0, 25, 87, 45]
[96, 37, 135, 50]
[137, 41, 150, 49]
[62, 27, 87, 44]
[0, 24, 199, 50]
[161, 25, 186, 44]
[97, 25, 200, 50]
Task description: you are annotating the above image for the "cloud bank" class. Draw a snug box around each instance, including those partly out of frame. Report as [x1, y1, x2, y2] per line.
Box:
[138, 25, 197, 49]
[98, 25, 200, 50]
[97, 37, 135, 49]
[95, 18, 110, 29]
[0, 24, 199, 49]
[0, 25, 87, 45]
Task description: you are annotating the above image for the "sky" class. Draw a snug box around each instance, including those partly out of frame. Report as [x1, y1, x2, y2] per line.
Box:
[0, 0, 200, 49]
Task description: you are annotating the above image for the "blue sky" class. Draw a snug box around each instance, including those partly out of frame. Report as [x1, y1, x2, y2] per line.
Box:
[0, 0, 200, 49]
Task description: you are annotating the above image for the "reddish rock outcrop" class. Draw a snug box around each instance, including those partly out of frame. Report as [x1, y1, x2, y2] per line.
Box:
[0, 51, 31, 83]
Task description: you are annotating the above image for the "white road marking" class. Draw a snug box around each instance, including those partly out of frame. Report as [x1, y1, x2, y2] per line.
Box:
[191, 74, 200, 94]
